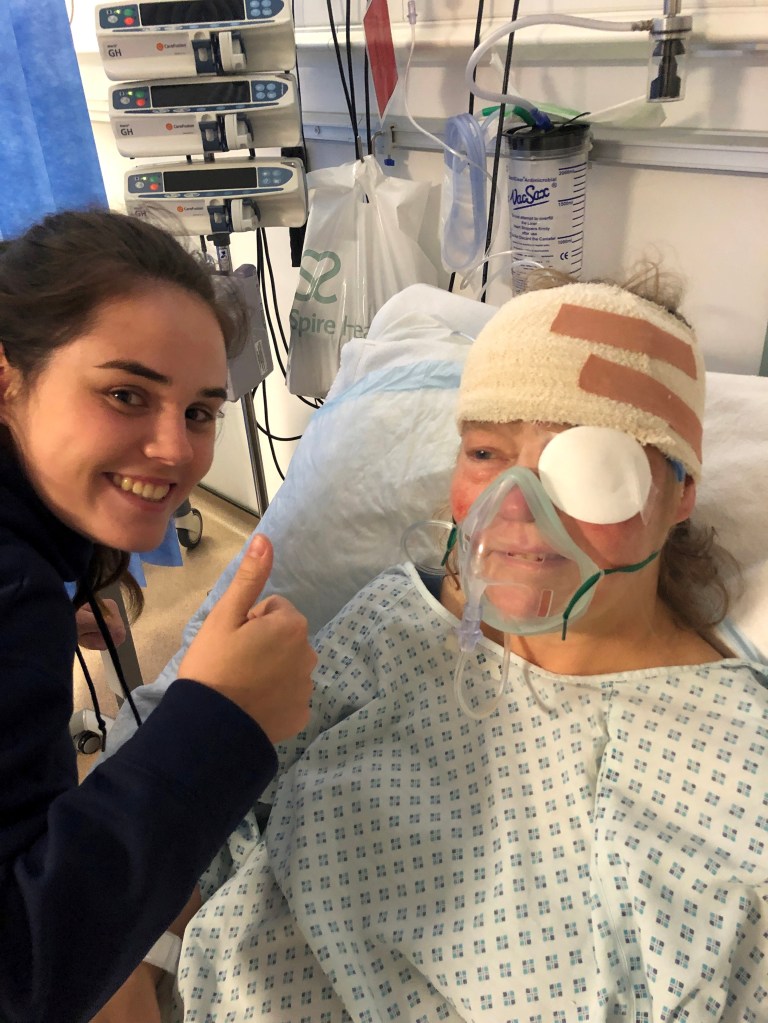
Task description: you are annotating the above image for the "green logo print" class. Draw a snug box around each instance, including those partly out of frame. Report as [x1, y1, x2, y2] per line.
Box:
[294, 249, 341, 304]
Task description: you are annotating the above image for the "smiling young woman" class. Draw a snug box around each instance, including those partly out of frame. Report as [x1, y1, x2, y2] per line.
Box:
[2, 283, 228, 555]
[0, 209, 316, 1023]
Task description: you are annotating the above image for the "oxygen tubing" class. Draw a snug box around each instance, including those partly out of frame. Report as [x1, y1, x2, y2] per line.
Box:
[454, 633, 512, 721]
[465, 14, 644, 108]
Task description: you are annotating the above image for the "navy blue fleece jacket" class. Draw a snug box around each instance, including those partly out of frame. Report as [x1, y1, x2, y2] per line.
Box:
[0, 447, 278, 1023]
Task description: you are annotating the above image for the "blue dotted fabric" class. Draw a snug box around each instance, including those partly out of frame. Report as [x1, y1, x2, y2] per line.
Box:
[174, 564, 768, 1023]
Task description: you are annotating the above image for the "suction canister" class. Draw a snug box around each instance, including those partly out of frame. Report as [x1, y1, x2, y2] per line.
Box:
[505, 122, 590, 294]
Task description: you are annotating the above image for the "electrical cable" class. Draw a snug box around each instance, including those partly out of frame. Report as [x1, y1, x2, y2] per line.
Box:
[248, 244, 297, 476]
[255, 231, 287, 378]
[364, 48, 373, 155]
[259, 230, 290, 358]
[467, 0, 485, 117]
[257, 230, 321, 409]
[259, 380, 287, 480]
[326, 0, 361, 158]
[291, 0, 309, 155]
[251, 419, 303, 442]
[448, 0, 486, 293]
[345, 0, 362, 159]
[252, 234, 320, 475]
[481, 0, 520, 299]
[84, 591, 142, 728]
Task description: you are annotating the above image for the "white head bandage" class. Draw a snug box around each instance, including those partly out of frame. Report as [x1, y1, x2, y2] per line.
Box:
[456, 281, 705, 480]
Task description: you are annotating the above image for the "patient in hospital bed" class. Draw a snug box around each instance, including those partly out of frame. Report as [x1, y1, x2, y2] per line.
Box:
[106, 276, 768, 1022]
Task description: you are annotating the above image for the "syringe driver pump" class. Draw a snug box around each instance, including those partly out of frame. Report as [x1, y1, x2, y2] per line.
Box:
[124, 157, 307, 233]
[96, 0, 296, 80]
[109, 73, 301, 157]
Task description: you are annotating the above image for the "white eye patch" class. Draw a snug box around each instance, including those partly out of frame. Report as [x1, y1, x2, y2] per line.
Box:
[538, 426, 652, 524]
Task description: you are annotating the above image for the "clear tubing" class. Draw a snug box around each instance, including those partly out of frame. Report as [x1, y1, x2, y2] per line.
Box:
[399, 21, 496, 186]
[453, 635, 512, 722]
[457, 254, 544, 300]
[465, 14, 643, 106]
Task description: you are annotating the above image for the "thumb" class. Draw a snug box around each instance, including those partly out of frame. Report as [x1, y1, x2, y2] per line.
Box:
[213, 534, 274, 626]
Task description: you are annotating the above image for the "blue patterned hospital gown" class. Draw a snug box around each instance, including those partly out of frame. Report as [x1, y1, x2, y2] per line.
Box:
[173, 564, 768, 1023]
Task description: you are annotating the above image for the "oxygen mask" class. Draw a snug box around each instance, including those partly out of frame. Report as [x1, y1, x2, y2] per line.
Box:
[452, 426, 663, 719]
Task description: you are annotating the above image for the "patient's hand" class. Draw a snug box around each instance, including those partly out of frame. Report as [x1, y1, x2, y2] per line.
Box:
[179, 535, 316, 744]
[76, 599, 127, 651]
[89, 962, 161, 1023]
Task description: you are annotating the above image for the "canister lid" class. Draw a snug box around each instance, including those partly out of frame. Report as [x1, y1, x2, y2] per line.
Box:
[505, 121, 590, 154]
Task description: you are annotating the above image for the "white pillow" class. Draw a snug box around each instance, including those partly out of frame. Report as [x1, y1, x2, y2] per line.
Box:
[179, 287, 768, 655]
[694, 371, 768, 657]
[179, 316, 768, 651]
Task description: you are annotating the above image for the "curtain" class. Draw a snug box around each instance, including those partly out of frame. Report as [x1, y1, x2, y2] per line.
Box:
[0, 0, 107, 239]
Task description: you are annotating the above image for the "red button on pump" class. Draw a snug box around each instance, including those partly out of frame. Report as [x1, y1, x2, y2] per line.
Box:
[149, 183, 160, 191]
[136, 98, 146, 106]
[124, 15, 135, 24]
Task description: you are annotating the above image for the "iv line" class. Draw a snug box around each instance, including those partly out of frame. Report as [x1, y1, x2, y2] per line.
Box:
[390, 2, 497, 188]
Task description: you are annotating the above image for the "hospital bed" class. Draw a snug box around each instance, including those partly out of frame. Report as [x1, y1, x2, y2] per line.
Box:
[106, 282, 768, 751]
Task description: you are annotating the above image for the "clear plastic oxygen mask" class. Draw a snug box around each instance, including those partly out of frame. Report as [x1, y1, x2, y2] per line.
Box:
[452, 426, 662, 720]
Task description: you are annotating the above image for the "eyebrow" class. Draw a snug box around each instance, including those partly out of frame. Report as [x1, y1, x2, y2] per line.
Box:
[96, 359, 227, 401]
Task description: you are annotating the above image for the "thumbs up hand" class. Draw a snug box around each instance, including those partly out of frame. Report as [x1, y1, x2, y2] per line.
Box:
[178, 535, 316, 744]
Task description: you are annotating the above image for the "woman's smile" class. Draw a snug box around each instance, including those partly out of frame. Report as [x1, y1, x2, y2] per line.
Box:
[109, 473, 174, 504]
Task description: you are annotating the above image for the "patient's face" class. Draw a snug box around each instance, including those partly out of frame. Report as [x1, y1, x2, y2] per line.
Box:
[450, 420, 693, 575]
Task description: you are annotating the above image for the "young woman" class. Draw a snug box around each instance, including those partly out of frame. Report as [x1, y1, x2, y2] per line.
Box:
[134, 276, 765, 1022]
[0, 209, 316, 1023]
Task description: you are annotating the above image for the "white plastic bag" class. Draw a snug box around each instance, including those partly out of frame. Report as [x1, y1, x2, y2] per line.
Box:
[286, 155, 437, 397]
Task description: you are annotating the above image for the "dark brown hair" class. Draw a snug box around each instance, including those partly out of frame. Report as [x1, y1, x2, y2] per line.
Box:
[0, 208, 247, 617]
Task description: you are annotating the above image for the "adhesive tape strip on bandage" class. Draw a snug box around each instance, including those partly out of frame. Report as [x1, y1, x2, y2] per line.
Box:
[143, 930, 182, 973]
[538, 426, 652, 524]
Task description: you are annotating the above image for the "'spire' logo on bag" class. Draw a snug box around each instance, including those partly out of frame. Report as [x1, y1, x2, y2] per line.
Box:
[294, 249, 341, 304]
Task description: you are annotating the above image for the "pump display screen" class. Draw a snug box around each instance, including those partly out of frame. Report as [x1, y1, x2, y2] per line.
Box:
[164, 167, 259, 190]
[139, 0, 245, 25]
[151, 80, 251, 106]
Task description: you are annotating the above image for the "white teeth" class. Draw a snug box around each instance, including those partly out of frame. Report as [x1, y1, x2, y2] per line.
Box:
[111, 474, 171, 503]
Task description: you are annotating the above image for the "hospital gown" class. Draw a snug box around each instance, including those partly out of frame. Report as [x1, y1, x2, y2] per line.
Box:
[172, 564, 768, 1023]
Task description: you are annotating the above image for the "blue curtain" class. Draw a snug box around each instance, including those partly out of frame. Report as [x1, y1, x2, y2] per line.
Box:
[0, 0, 107, 239]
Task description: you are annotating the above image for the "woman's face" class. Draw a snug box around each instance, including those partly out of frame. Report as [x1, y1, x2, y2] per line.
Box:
[450, 421, 695, 623]
[0, 282, 228, 553]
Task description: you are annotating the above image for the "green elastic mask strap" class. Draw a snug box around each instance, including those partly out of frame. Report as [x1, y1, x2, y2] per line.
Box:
[441, 522, 458, 568]
[560, 549, 661, 640]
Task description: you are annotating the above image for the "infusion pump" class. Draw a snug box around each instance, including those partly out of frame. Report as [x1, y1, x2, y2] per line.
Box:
[124, 158, 307, 233]
[109, 74, 300, 156]
[96, 0, 296, 80]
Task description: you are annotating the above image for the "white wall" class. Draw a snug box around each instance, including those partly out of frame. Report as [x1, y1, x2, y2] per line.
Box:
[72, 1, 768, 512]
